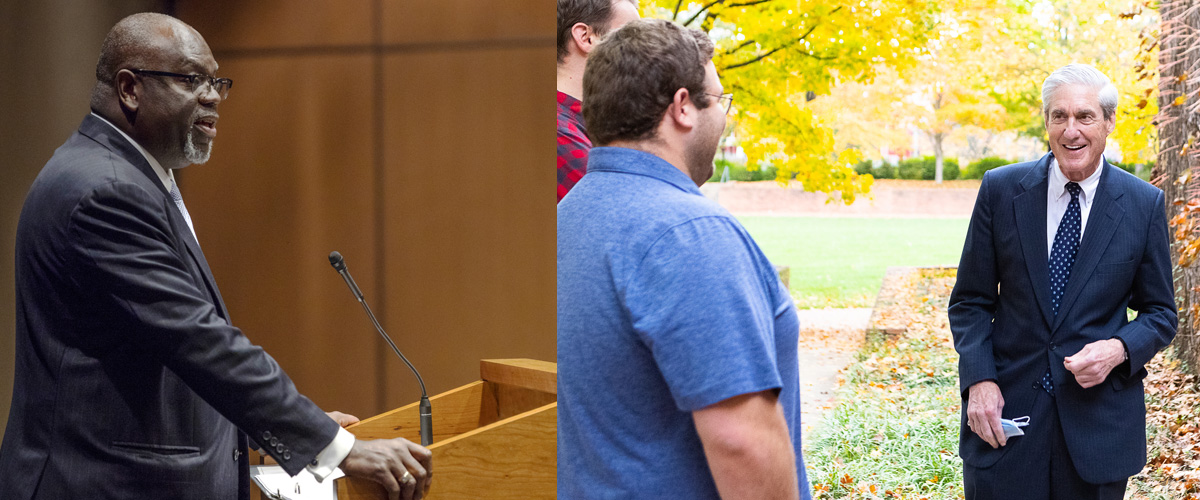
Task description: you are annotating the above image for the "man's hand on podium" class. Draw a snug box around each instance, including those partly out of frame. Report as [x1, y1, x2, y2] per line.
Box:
[341, 438, 433, 500]
[326, 411, 361, 428]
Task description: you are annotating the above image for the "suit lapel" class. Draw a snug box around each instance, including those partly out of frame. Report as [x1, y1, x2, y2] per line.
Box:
[1014, 155, 1055, 330]
[79, 114, 231, 321]
[173, 211, 232, 321]
[1051, 163, 1125, 333]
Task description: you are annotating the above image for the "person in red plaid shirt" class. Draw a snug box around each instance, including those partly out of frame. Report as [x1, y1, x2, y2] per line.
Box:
[557, 0, 640, 202]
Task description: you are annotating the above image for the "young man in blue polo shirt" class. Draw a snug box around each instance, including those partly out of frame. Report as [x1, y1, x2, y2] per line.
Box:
[557, 18, 811, 500]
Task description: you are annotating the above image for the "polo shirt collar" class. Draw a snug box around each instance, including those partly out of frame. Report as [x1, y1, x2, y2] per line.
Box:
[586, 147, 703, 195]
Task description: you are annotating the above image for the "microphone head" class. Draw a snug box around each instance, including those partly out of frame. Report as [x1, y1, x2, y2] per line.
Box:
[328, 251, 346, 271]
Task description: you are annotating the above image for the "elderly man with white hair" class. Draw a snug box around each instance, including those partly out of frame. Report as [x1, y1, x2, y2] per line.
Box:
[948, 63, 1177, 499]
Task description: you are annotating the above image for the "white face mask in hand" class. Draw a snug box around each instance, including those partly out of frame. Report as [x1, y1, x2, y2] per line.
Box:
[1000, 416, 1030, 437]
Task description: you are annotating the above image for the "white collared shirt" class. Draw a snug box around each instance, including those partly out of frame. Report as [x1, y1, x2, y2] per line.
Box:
[88, 112, 357, 480]
[1046, 156, 1103, 258]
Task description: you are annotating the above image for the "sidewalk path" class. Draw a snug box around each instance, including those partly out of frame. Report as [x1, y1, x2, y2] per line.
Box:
[796, 308, 872, 440]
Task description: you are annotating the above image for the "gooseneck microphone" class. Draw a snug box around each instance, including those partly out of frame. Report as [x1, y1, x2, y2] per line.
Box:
[328, 251, 432, 446]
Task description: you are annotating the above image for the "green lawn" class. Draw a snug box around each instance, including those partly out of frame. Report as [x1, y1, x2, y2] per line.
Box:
[736, 216, 971, 308]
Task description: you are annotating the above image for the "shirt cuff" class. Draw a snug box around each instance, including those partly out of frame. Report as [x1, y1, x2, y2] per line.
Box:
[306, 426, 355, 482]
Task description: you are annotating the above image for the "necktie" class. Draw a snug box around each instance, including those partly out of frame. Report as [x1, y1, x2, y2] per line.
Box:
[1039, 181, 1082, 396]
[169, 180, 198, 241]
[1048, 182, 1082, 316]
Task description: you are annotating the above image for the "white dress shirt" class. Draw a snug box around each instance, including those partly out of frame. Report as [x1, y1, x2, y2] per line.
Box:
[1046, 157, 1103, 258]
[90, 112, 356, 481]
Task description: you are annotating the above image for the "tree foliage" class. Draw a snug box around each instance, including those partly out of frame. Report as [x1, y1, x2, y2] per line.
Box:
[1003, 0, 1160, 164]
[808, 0, 1160, 182]
[895, 2, 1015, 182]
[646, 0, 941, 202]
[642, 1, 1158, 197]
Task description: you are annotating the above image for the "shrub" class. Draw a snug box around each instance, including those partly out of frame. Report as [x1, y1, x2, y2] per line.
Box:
[1110, 160, 1154, 182]
[897, 156, 959, 180]
[709, 159, 778, 182]
[873, 162, 896, 179]
[854, 159, 898, 179]
[942, 159, 960, 181]
[962, 156, 1015, 180]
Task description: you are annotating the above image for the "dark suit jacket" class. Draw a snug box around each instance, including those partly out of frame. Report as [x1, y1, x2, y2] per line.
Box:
[0, 115, 339, 499]
[948, 153, 1177, 484]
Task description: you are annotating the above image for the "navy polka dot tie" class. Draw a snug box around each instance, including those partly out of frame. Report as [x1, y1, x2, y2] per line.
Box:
[1039, 182, 1081, 397]
[1049, 182, 1081, 317]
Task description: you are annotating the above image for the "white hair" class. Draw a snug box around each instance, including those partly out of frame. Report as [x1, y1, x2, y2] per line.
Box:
[1041, 63, 1118, 121]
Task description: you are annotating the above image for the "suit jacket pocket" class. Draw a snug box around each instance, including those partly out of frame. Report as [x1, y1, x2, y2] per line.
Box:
[1096, 259, 1137, 275]
[111, 441, 201, 457]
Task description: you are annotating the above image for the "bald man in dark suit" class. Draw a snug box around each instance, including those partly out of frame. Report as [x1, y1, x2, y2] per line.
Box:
[0, 13, 430, 500]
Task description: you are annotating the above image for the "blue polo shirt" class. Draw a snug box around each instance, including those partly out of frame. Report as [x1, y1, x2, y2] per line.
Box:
[557, 147, 810, 499]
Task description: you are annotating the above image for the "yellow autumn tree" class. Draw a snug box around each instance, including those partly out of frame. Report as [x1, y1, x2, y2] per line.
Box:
[646, 0, 940, 202]
[995, 0, 1158, 165]
[811, 0, 1158, 182]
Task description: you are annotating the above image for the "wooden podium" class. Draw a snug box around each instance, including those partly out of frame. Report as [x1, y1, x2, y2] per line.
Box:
[335, 358, 556, 499]
[251, 359, 555, 499]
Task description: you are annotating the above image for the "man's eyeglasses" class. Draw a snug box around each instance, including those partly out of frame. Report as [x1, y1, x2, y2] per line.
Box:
[130, 69, 233, 99]
[706, 93, 734, 114]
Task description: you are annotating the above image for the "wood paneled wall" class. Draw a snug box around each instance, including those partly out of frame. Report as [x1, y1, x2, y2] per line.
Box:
[174, 1, 555, 417]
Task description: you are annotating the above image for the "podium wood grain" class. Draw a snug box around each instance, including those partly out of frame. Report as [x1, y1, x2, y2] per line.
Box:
[337, 403, 556, 499]
[330, 359, 557, 499]
[348, 381, 498, 443]
[479, 358, 556, 394]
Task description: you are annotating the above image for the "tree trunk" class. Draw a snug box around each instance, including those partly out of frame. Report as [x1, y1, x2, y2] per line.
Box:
[1158, 0, 1200, 371]
[933, 133, 945, 183]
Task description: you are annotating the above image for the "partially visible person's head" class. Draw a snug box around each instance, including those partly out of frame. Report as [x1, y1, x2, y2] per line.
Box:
[583, 18, 724, 185]
[1041, 64, 1117, 181]
[91, 12, 227, 169]
[557, 0, 641, 64]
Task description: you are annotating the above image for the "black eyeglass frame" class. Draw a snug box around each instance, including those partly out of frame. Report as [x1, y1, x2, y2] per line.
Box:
[705, 92, 734, 114]
[129, 69, 233, 99]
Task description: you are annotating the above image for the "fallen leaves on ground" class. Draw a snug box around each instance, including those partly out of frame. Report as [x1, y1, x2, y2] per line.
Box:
[800, 325, 869, 352]
[807, 268, 964, 499]
[804, 267, 1199, 500]
[1129, 348, 1200, 499]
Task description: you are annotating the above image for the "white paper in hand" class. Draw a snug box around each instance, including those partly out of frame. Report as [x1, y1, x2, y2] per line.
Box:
[1000, 416, 1030, 438]
[251, 465, 344, 500]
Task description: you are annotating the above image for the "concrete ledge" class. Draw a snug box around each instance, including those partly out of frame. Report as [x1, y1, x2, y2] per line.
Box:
[711, 180, 979, 218]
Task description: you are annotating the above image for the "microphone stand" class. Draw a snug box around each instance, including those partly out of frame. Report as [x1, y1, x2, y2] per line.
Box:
[329, 251, 432, 446]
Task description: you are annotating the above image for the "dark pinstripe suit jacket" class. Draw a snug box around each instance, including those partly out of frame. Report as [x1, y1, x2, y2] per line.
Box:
[948, 153, 1177, 484]
[0, 114, 339, 499]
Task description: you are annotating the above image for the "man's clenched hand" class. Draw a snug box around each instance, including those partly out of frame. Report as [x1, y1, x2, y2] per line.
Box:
[1064, 338, 1126, 389]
